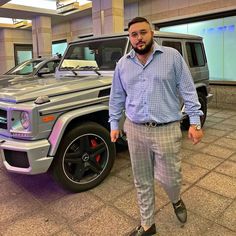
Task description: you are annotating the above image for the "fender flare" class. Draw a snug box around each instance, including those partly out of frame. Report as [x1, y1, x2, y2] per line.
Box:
[194, 82, 207, 94]
[48, 104, 109, 156]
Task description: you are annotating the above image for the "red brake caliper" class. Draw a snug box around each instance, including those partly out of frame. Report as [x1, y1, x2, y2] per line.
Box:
[90, 138, 101, 162]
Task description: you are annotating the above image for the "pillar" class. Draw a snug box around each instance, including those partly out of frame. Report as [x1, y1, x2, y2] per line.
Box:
[32, 16, 52, 58]
[92, 0, 124, 35]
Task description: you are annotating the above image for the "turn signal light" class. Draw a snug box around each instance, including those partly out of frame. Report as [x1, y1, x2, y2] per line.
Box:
[42, 115, 55, 123]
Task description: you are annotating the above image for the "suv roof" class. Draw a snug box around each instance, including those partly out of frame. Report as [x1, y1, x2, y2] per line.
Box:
[71, 30, 202, 45]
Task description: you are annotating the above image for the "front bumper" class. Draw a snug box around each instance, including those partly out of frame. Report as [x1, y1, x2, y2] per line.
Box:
[0, 135, 53, 174]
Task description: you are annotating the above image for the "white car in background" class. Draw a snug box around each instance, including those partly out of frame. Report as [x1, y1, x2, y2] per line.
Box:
[0, 56, 61, 88]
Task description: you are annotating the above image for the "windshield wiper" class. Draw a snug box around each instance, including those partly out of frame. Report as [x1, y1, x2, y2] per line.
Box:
[77, 66, 101, 76]
[60, 66, 78, 75]
[61, 66, 101, 76]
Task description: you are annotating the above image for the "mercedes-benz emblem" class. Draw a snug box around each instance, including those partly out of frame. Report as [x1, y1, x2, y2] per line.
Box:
[82, 153, 89, 161]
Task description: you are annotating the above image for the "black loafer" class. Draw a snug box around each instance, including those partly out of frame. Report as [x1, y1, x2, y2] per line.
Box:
[129, 223, 157, 236]
[172, 198, 187, 223]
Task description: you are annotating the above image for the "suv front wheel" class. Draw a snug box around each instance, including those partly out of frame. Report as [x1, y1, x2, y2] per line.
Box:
[51, 122, 116, 192]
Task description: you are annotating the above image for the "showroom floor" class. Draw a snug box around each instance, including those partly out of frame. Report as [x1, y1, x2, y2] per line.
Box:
[0, 107, 235, 236]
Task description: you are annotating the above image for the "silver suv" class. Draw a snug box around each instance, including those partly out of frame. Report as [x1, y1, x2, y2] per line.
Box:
[0, 31, 212, 192]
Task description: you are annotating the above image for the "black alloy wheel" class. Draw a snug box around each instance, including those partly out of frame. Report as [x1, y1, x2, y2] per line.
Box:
[52, 122, 116, 192]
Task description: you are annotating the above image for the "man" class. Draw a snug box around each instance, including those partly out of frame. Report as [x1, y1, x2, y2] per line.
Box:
[109, 17, 203, 236]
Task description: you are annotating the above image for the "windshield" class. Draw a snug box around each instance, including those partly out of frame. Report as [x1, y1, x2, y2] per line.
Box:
[60, 37, 128, 71]
[5, 60, 43, 75]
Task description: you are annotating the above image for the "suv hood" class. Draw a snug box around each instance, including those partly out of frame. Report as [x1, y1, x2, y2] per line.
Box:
[0, 74, 33, 89]
[0, 75, 112, 103]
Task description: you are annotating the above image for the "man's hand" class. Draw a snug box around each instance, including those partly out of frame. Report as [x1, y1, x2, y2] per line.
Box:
[110, 130, 120, 142]
[188, 125, 203, 145]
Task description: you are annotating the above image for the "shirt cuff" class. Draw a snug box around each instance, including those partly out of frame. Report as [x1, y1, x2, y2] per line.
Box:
[189, 116, 201, 125]
[110, 121, 119, 130]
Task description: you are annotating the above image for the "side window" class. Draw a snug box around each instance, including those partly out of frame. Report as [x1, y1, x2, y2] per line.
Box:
[186, 42, 206, 67]
[45, 61, 56, 73]
[19, 63, 34, 75]
[162, 41, 182, 55]
[41, 61, 59, 73]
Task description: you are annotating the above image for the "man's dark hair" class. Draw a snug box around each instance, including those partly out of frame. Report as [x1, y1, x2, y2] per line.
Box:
[128, 17, 150, 29]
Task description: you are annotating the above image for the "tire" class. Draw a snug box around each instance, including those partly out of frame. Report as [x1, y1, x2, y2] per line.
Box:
[51, 122, 116, 192]
[181, 91, 207, 130]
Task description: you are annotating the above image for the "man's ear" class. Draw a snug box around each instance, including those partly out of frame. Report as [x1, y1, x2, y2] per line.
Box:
[151, 30, 154, 37]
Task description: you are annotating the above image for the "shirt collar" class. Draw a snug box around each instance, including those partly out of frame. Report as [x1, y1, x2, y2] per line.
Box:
[126, 41, 163, 58]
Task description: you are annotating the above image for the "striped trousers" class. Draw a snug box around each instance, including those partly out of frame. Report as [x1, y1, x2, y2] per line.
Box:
[124, 118, 183, 226]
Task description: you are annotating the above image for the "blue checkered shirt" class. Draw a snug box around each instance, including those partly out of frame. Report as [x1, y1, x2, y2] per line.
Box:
[109, 42, 203, 130]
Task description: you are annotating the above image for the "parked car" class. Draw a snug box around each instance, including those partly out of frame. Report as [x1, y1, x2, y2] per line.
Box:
[0, 57, 61, 88]
[0, 31, 212, 192]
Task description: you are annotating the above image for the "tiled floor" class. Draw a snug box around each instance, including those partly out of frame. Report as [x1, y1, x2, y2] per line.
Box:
[0, 108, 236, 236]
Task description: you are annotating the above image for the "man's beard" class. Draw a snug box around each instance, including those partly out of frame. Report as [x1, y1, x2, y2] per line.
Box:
[133, 39, 153, 55]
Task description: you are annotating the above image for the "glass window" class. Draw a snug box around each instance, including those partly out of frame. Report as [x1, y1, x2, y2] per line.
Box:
[162, 41, 182, 55]
[41, 60, 60, 73]
[6, 60, 42, 75]
[186, 42, 206, 67]
[159, 16, 236, 81]
[52, 40, 67, 56]
[14, 44, 33, 65]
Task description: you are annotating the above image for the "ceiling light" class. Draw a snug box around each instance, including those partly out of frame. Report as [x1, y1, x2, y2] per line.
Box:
[9, 0, 56, 10]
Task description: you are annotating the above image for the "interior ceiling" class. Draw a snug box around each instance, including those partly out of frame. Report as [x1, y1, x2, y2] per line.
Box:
[0, 0, 10, 6]
[0, 0, 138, 28]
[0, 0, 93, 27]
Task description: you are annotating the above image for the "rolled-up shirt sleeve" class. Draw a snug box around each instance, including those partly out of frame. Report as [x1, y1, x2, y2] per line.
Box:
[175, 51, 203, 125]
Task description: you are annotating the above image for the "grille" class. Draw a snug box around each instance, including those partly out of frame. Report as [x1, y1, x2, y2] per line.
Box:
[4, 150, 30, 168]
[0, 109, 7, 129]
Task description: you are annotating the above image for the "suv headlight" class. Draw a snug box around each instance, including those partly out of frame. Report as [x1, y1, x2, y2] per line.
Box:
[20, 111, 30, 129]
[10, 110, 33, 138]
